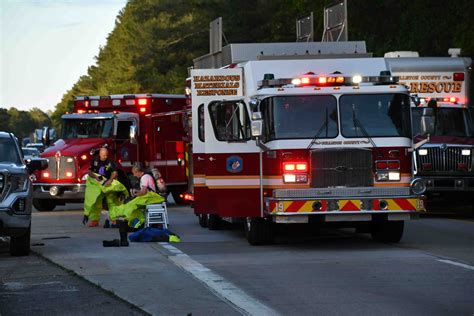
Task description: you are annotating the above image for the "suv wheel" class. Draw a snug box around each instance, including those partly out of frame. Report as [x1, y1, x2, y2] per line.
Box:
[10, 226, 31, 256]
[33, 199, 56, 212]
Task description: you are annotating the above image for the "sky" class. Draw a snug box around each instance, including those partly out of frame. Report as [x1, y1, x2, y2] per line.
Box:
[0, 0, 127, 112]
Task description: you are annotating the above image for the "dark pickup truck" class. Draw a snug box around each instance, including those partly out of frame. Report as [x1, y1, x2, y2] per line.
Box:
[0, 132, 47, 256]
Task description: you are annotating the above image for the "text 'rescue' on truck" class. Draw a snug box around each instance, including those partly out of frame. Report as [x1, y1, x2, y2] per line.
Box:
[32, 94, 189, 211]
[385, 51, 474, 208]
[187, 42, 426, 245]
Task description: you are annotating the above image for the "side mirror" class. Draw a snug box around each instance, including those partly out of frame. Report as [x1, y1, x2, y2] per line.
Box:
[130, 125, 138, 144]
[251, 121, 263, 138]
[251, 112, 263, 138]
[27, 158, 48, 173]
[420, 108, 435, 136]
[411, 95, 421, 107]
[42, 126, 50, 147]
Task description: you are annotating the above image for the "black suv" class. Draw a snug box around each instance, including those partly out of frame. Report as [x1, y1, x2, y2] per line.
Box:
[0, 132, 47, 256]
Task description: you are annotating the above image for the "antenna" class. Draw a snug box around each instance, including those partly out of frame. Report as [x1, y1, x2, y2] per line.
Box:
[322, 0, 348, 42]
[209, 17, 223, 54]
[296, 12, 314, 42]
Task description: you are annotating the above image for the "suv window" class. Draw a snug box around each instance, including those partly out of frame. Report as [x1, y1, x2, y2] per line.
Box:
[0, 137, 21, 165]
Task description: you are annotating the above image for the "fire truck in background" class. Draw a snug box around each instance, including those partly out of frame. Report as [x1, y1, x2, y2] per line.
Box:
[188, 42, 426, 245]
[32, 94, 189, 211]
[385, 51, 474, 209]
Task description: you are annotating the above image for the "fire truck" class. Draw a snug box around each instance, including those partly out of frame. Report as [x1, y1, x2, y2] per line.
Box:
[188, 42, 426, 245]
[32, 94, 189, 211]
[385, 51, 474, 209]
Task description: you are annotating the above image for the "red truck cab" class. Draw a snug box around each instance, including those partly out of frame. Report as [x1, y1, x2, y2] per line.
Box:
[32, 94, 188, 211]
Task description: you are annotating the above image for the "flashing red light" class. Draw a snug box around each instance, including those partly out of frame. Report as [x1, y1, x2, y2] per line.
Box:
[180, 193, 194, 201]
[335, 76, 344, 84]
[66, 171, 73, 178]
[283, 162, 308, 172]
[77, 109, 85, 114]
[453, 72, 464, 81]
[387, 161, 400, 169]
[301, 77, 310, 84]
[138, 98, 148, 106]
[139, 107, 147, 113]
[42, 172, 50, 178]
[318, 77, 327, 84]
[80, 154, 88, 160]
[449, 97, 458, 103]
[85, 101, 90, 107]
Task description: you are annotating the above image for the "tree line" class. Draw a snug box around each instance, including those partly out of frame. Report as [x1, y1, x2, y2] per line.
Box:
[0, 107, 52, 140]
[44, 0, 473, 128]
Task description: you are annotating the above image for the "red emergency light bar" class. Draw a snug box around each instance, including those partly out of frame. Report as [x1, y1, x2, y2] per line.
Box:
[258, 74, 399, 89]
[419, 97, 459, 104]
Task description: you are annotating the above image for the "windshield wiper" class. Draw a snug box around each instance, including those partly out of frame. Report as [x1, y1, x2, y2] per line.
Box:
[352, 107, 383, 158]
[307, 108, 329, 150]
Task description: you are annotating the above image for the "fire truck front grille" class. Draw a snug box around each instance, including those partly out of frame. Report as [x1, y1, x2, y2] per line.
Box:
[45, 157, 58, 179]
[310, 148, 373, 188]
[44, 156, 76, 179]
[416, 146, 473, 173]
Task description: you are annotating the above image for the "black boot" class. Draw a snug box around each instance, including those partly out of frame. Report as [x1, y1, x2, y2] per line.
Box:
[118, 220, 130, 247]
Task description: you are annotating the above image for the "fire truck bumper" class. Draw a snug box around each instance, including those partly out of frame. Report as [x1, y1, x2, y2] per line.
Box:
[418, 176, 474, 192]
[266, 187, 424, 223]
[33, 183, 86, 200]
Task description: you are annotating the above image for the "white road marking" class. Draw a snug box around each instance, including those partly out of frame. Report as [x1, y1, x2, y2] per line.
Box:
[438, 259, 474, 271]
[159, 243, 279, 316]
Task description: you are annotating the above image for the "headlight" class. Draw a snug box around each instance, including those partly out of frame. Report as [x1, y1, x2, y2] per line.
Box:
[11, 174, 28, 192]
[461, 149, 471, 156]
[410, 178, 426, 195]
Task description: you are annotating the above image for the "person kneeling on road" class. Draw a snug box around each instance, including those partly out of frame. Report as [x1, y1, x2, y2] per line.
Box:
[83, 147, 128, 227]
[104, 166, 166, 247]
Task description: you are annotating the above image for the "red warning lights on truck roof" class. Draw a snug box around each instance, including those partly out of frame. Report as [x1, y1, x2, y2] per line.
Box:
[453, 73, 464, 81]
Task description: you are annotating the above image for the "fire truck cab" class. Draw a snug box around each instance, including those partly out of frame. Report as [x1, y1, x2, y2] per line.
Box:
[385, 52, 474, 207]
[190, 42, 426, 245]
[33, 94, 188, 211]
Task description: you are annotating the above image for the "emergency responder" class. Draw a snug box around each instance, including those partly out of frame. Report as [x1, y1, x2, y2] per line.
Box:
[103, 166, 166, 247]
[83, 147, 128, 227]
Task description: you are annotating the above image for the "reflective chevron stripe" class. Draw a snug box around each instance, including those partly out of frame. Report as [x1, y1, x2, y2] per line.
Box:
[269, 198, 423, 213]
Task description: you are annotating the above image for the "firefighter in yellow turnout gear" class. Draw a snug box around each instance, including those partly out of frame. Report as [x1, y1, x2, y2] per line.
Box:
[109, 166, 165, 228]
[83, 148, 128, 227]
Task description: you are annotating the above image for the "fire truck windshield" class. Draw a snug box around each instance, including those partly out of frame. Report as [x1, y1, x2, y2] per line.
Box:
[340, 94, 411, 138]
[411, 107, 474, 138]
[260, 95, 338, 141]
[62, 119, 114, 139]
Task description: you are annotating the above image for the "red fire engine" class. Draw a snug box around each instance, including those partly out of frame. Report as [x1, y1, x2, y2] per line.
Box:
[32, 94, 189, 211]
[187, 42, 426, 245]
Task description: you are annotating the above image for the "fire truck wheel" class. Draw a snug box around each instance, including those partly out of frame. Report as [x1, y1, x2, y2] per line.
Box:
[198, 214, 208, 228]
[207, 214, 221, 230]
[33, 199, 56, 212]
[371, 220, 404, 243]
[245, 218, 274, 246]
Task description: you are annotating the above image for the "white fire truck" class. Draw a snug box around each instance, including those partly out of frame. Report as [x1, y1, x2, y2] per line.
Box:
[385, 51, 473, 208]
[188, 42, 426, 245]
[32, 94, 189, 211]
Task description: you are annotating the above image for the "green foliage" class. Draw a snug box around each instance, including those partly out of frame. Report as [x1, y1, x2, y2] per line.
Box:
[51, 0, 474, 128]
[0, 107, 52, 140]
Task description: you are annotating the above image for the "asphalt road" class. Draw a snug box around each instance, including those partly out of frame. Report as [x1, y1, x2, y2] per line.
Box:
[168, 207, 474, 315]
[3, 203, 474, 315]
[0, 240, 145, 316]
